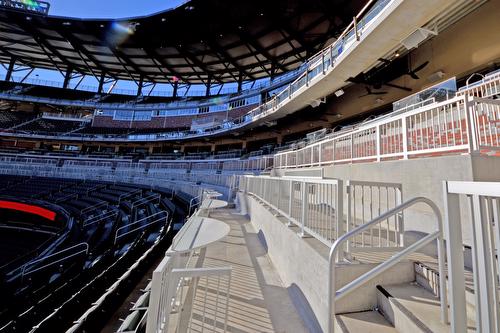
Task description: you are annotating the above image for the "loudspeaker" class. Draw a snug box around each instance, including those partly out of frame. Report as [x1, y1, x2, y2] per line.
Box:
[401, 28, 437, 50]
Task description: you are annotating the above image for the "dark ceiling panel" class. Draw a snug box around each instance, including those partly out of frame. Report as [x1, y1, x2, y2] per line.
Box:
[0, 0, 366, 84]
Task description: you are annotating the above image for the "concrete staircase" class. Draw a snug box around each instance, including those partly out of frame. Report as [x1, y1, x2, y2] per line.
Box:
[335, 261, 478, 333]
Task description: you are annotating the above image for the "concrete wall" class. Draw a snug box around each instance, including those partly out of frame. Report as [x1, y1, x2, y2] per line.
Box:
[241, 193, 415, 332]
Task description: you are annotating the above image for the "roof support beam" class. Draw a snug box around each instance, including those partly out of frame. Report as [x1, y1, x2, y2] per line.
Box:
[237, 30, 287, 74]
[176, 45, 223, 85]
[142, 47, 181, 85]
[5, 56, 16, 82]
[15, 19, 82, 76]
[205, 39, 254, 81]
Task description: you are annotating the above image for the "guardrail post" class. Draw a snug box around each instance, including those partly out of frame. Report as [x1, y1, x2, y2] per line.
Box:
[146, 263, 164, 333]
[402, 116, 409, 159]
[319, 145, 323, 165]
[330, 45, 334, 68]
[336, 180, 344, 261]
[470, 194, 496, 332]
[396, 187, 404, 247]
[299, 181, 307, 237]
[442, 181, 467, 333]
[346, 183, 352, 256]
[354, 16, 360, 41]
[350, 133, 354, 162]
[376, 125, 381, 162]
[287, 180, 293, 227]
[322, 53, 325, 74]
[464, 96, 479, 152]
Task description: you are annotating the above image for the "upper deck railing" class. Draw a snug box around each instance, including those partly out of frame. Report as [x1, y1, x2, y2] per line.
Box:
[274, 94, 500, 168]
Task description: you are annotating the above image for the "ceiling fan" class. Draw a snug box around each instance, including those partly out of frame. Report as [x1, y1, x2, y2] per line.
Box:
[359, 86, 388, 98]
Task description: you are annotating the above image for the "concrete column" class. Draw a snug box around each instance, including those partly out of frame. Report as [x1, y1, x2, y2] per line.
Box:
[172, 81, 178, 98]
[237, 71, 243, 93]
[98, 73, 106, 94]
[270, 63, 276, 82]
[137, 76, 144, 96]
[205, 76, 212, 97]
[63, 67, 73, 89]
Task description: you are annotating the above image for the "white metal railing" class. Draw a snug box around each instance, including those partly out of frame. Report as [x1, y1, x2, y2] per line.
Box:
[0, 152, 271, 174]
[118, 189, 142, 203]
[239, 175, 343, 246]
[443, 181, 500, 333]
[146, 203, 231, 333]
[130, 193, 161, 211]
[82, 210, 117, 228]
[457, 70, 500, 99]
[81, 200, 108, 215]
[21, 242, 89, 278]
[346, 181, 403, 254]
[328, 197, 447, 333]
[41, 112, 92, 122]
[274, 95, 500, 168]
[470, 97, 500, 151]
[114, 211, 168, 245]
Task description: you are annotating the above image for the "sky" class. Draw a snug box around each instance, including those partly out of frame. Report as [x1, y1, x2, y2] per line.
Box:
[47, 0, 188, 19]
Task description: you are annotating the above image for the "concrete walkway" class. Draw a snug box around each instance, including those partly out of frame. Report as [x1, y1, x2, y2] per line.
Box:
[187, 208, 309, 333]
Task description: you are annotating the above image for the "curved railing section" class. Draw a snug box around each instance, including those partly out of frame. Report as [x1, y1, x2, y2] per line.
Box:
[0, 0, 393, 142]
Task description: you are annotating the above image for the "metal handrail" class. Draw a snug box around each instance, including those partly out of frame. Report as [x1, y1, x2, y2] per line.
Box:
[21, 242, 89, 277]
[83, 210, 118, 228]
[81, 200, 108, 214]
[119, 189, 142, 203]
[114, 211, 168, 244]
[131, 193, 161, 209]
[188, 192, 205, 214]
[327, 197, 447, 333]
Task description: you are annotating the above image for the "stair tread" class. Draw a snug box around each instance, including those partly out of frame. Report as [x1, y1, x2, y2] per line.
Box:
[382, 282, 476, 333]
[336, 311, 397, 333]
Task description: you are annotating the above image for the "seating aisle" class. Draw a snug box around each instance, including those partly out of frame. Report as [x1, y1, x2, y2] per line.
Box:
[192, 208, 310, 333]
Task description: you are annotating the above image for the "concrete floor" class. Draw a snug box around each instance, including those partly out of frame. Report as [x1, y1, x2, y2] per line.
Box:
[186, 208, 309, 333]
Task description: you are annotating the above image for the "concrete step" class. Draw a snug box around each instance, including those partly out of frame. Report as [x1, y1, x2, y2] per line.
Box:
[335, 310, 397, 333]
[377, 282, 477, 333]
[417, 261, 476, 313]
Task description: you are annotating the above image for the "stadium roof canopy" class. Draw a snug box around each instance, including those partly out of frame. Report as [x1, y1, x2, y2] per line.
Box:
[0, 0, 365, 85]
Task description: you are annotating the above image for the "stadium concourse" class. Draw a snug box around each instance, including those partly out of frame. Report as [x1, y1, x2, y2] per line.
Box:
[0, 0, 500, 332]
